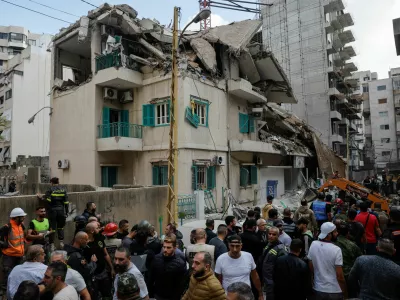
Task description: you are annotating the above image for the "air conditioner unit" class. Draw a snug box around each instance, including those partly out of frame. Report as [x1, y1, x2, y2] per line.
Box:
[104, 88, 117, 100]
[100, 25, 107, 36]
[214, 156, 225, 166]
[120, 90, 134, 103]
[252, 107, 263, 119]
[256, 156, 262, 165]
[57, 159, 69, 169]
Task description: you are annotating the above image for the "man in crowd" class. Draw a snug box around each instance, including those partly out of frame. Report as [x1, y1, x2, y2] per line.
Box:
[254, 207, 261, 220]
[82, 202, 100, 222]
[113, 247, 149, 300]
[274, 220, 292, 248]
[355, 201, 382, 255]
[37, 177, 69, 249]
[224, 216, 238, 239]
[226, 282, 254, 300]
[294, 199, 318, 235]
[347, 208, 366, 252]
[310, 192, 332, 228]
[116, 220, 130, 240]
[0, 208, 27, 294]
[262, 195, 275, 220]
[103, 223, 122, 261]
[215, 235, 263, 300]
[13, 281, 39, 300]
[296, 217, 313, 260]
[348, 239, 400, 299]
[182, 252, 225, 300]
[7, 245, 47, 299]
[186, 228, 215, 270]
[43, 262, 78, 300]
[116, 273, 142, 300]
[274, 239, 312, 300]
[282, 208, 296, 239]
[334, 203, 348, 223]
[308, 222, 347, 299]
[383, 206, 400, 265]
[26, 207, 52, 249]
[122, 224, 138, 248]
[149, 235, 187, 300]
[256, 219, 268, 246]
[240, 219, 263, 263]
[205, 219, 216, 244]
[261, 226, 287, 300]
[266, 209, 279, 228]
[164, 223, 184, 251]
[208, 224, 228, 261]
[84, 222, 114, 300]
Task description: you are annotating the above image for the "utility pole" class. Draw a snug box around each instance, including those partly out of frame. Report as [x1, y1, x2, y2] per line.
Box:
[166, 7, 179, 225]
[346, 124, 349, 179]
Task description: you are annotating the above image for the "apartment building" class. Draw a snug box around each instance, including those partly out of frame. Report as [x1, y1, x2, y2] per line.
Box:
[0, 34, 52, 167]
[262, 0, 363, 170]
[48, 4, 326, 209]
[0, 26, 42, 73]
[394, 18, 400, 56]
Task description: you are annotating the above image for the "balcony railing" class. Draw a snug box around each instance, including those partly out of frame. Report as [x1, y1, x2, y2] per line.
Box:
[95, 51, 138, 72]
[98, 122, 143, 139]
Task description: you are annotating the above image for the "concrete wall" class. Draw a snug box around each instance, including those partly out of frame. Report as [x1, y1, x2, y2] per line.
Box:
[0, 186, 168, 243]
[20, 183, 95, 195]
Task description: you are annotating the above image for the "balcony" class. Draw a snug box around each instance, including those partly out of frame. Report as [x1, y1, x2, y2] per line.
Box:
[343, 46, 356, 58]
[330, 110, 342, 121]
[324, 0, 344, 14]
[94, 51, 143, 89]
[97, 123, 143, 151]
[339, 117, 349, 126]
[337, 13, 354, 28]
[333, 34, 344, 50]
[325, 21, 334, 34]
[329, 87, 345, 98]
[339, 30, 355, 46]
[327, 42, 337, 55]
[331, 134, 344, 144]
[331, 19, 343, 31]
[227, 79, 267, 104]
[344, 62, 358, 72]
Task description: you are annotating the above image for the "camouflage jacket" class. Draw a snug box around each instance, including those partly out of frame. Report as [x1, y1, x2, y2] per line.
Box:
[334, 235, 362, 277]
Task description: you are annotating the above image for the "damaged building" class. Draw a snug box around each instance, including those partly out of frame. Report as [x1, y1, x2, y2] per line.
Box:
[49, 3, 344, 207]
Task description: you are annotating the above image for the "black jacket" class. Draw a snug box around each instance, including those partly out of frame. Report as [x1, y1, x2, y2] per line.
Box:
[149, 252, 187, 300]
[64, 244, 96, 283]
[274, 253, 312, 300]
[383, 222, 400, 265]
[82, 209, 96, 221]
[205, 228, 217, 244]
[240, 230, 263, 262]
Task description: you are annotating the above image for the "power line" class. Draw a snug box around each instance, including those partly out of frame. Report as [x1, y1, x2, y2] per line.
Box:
[28, 0, 80, 17]
[80, 0, 98, 8]
[0, 0, 72, 24]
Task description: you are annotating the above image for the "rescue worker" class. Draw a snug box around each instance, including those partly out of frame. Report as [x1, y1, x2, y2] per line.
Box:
[0, 207, 27, 294]
[26, 206, 52, 251]
[262, 195, 275, 220]
[310, 192, 332, 228]
[37, 177, 69, 249]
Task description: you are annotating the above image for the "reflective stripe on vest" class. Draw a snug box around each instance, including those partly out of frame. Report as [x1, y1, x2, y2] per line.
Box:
[32, 219, 50, 233]
[313, 201, 327, 221]
[2, 220, 24, 257]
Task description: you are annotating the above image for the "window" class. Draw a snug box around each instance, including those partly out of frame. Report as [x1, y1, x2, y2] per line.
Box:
[5, 90, 12, 100]
[142, 99, 170, 127]
[9, 33, 26, 43]
[239, 113, 255, 134]
[0, 96, 3, 105]
[152, 165, 168, 185]
[378, 98, 387, 104]
[191, 96, 209, 126]
[379, 111, 388, 117]
[240, 165, 258, 187]
[28, 39, 36, 46]
[101, 166, 117, 188]
[101, 107, 129, 138]
[381, 138, 390, 143]
[377, 85, 386, 91]
[380, 124, 389, 130]
[362, 85, 369, 93]
[0, 33, 7, 40]
[363, 76, 370, 81]
[382, 151, 391, 157]
[192, 165, 216, 190]
[0, 60, 2, 66]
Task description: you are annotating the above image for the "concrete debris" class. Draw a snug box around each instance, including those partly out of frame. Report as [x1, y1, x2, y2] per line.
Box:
[129, 54, 154, 66]
[78, 17, 90, 43]
[139, 38, 166, 61]
[140, 18, 173, 44]
[239, 50, 260, 84]
[190, 38, 217, 74]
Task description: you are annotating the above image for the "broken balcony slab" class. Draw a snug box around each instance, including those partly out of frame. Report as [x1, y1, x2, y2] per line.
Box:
[94, 67, 143, 89]
[227, 79, 267, 104]
[97, 9, 142, 35]
[140, 19, 173, 44]
[190, 38, 217, 74]
[139, 38, 166, 61]
[239, 50, 260, 84]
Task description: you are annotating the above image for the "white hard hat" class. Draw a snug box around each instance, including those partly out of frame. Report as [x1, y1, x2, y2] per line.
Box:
[10, 207, 27, 218]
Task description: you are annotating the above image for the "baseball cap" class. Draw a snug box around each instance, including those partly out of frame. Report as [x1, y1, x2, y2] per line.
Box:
[117, 273, 139, 296]
[227, 235, 242, 244]
[273, 219, 283, 227]
[318, 222, 336, 240]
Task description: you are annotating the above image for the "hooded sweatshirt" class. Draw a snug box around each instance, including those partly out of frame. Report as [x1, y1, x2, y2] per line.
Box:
[64, 244, 96, 283]
[294, 206, 318, 232]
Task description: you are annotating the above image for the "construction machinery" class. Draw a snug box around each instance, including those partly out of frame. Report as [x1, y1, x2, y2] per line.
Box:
[317, 178, 390, 212]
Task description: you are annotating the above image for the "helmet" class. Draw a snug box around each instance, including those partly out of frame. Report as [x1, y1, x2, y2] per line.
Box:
[74, 215, 87, 224]
[10, 208, 27, 218]
[103, 223, 118, 236]
[137, 220, 151, 231]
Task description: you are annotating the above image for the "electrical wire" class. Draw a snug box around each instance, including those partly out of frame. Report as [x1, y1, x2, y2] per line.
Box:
[0, 0, 73, 24]
[80, 0, 98, 8]
[28, 0, 80, 17]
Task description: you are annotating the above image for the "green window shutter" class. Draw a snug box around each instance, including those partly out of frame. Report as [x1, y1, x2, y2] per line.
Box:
[240, 167, 248, 187]
[207, 166, 216, 189]
[192, 165, 198, 190]
[206, 103, 210, 127]
[101, 167, 109, 187]
[121, 110, 129, 123]
[239, 113, 249, 133]
[143, 104, 155, 127]
[250, 165, 258, 184]
[161, 166, 168, 185]
[167, 101, 171, 123]
[152, 166, 160, 185]
[121, 110, 129, 137]
[102, 107, 110, 138]
[249, 116, 255, 133]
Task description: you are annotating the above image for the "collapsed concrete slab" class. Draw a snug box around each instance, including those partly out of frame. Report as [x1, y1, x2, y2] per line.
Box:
[239, 50, 260, 84]
[78, 16, 90, 43]
[140, 18, 173, 44]
[139, 38, 166, 60]
[190, 38, 217, 74]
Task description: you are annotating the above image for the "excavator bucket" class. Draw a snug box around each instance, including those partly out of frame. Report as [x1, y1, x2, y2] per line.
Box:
[303, 188, 318, 203]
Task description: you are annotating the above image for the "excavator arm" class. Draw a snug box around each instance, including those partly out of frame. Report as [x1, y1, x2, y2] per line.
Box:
[318, 178, 390, 213]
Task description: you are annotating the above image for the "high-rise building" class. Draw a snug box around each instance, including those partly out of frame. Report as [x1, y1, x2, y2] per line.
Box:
[262, 0, 363, 172]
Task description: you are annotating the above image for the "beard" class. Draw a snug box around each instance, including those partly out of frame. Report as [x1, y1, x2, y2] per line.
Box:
[193, 269, 206, 278]
[114, 263, 129, 274]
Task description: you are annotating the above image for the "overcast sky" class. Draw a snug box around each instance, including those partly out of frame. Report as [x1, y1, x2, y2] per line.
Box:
[1, 0, 400, 79]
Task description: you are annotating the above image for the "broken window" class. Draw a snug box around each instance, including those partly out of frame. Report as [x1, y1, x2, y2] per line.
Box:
[240, 165, 257, 187]
[62, 66, 76, 82]
[192, 165, 216, 190]
[191, 96, 209, 127]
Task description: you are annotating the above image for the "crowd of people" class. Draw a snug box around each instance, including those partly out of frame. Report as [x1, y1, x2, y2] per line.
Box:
[0, 184, 399, 300]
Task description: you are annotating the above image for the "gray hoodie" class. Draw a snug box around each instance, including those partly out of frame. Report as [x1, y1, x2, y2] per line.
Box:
[293, 205, 318, 232]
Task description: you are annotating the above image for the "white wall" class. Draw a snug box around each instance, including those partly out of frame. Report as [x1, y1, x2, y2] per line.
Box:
[259, 167, 285, 200]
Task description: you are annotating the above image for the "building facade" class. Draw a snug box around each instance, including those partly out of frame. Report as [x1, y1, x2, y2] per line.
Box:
[0, 26, 42, 73]
[0, 34, 52, 167]
[49, 4, 317, 210]
[262, 0, 363, 171]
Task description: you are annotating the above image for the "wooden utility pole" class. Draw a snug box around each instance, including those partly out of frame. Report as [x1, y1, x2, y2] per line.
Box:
[166, 7, 179, 225]
[346, 124, 349, 179]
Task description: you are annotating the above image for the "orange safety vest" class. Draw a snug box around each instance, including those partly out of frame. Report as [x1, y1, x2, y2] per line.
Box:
[2, 219, 25, 257]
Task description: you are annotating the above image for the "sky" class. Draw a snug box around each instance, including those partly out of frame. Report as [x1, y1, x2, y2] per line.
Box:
[1, 0, 400, 79]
